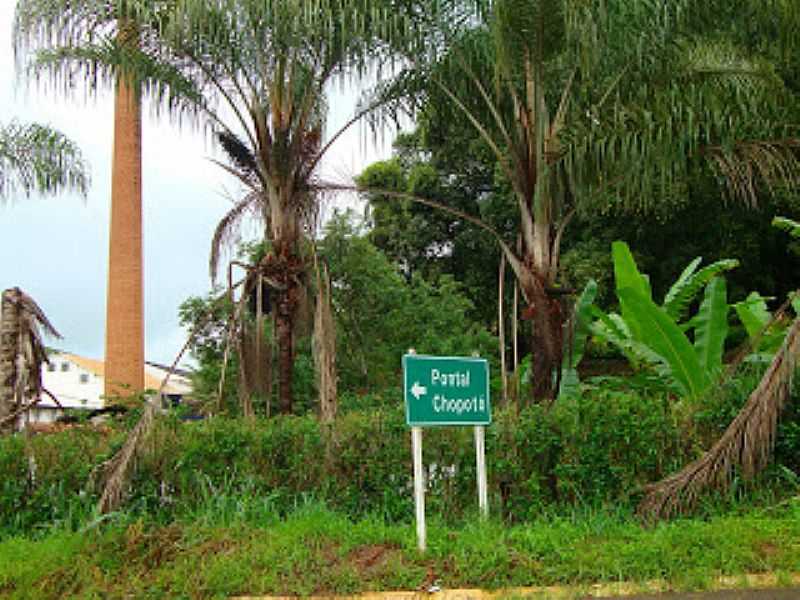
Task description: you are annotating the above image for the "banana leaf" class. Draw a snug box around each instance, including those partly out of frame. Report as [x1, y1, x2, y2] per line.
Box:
[590, 307, 666, 372]
[791, 292, 800, 316]
[612, 241, 651, 299]
[662, 258, 739, 322]
[693, 276, 728, 376]
[618, 286, 706, 397]
[612, 241, 651, 341]
[734, 292, 785, 352]
[662, 256, 701, 312]
[566, 279, 597, 369]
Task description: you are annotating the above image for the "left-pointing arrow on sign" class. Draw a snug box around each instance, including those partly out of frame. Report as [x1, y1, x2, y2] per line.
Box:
[411, 381, 427, 400]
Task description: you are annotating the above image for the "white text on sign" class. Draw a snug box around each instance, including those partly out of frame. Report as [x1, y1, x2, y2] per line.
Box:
[433, 394, 487, 414]
[431, 369, 470, 387]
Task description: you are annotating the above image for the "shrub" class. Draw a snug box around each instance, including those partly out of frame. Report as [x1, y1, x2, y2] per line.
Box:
[1, 382, 798, 535]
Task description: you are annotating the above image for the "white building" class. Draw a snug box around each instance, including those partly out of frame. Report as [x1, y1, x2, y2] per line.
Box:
[26, 352, 192, 425]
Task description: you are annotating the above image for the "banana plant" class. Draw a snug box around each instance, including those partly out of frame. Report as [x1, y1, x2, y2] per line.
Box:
[730, 216, 800, 358]
[559, 279, 597, 398]
[591, 241, 738, 398]
[732, 292, 788, 358]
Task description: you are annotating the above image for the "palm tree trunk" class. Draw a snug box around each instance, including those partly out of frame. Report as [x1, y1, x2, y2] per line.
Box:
[529, 276, 563, 401]
[268, 191, 301, 415]
[105, 23, 144, 398]
[525, 225, 564, 403]
[0, 290, 20, 434]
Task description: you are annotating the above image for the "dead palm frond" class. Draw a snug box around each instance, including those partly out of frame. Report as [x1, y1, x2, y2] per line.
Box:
[0, 287, 61, 434]
[98, 293, 222, 514]
[313, 253, 337, 424]
[216, 261, 275, 416]
[240, 318, 272, 415]
[638, 313, 800, 521]
[97, 398, 156, 514]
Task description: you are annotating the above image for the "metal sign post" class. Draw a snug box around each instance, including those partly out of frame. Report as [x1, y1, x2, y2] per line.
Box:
[412, 425, 426, 552]
[475, 425, 488, 517]
[404, 351, 491, 551]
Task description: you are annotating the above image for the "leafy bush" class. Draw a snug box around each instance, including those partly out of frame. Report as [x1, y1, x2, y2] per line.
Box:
[0, 428, 118, 534]
[2, 380, 798, 535]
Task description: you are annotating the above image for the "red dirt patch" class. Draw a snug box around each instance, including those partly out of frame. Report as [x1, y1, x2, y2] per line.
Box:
[756, 541, 779, 558]
[347, 543, 400, 574]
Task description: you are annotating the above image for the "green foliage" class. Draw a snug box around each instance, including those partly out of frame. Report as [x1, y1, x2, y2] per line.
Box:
[732, 292, 787, 354]
[592, 241, 739, 397]
[0, 390, 703, 534]
[357, 142, 503, 327]
[662, 258, 740, 322]
[2, 370, 799, 549]
[0, 429, 118, 535]
[320, 211, 497, 392]
[178, 212, 497, 408]
[0, 120, 89, 200]
[773, 215, 800, 239]
[616, 286, 706, 397]
[177, 292, 239, 407]
[693, 276, 729, 375]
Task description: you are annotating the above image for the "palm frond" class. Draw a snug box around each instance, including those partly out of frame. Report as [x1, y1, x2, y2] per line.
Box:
[0, 287, 61, 433]
[707, 139, 800, 207]
[97, 400, 156, 513]
[0, 121, 89, 200]
[26, 37, 206, 122]
[209, 193, 260, 283]
[638, 312, 800, 521]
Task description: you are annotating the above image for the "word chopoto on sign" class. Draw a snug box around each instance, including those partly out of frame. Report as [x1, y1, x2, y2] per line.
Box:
[403, 354, 491, 426]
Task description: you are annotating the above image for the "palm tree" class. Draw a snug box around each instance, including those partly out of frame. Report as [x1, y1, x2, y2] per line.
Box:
[378, 0, 800, 401]
[0, 120, 88, 200]
[105, 0, 421, 412]
[13, 0, 177, 398]
[0, 287, 61, 434]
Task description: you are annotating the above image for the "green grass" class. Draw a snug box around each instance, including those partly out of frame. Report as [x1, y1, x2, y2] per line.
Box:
[1, 498, 800, 599]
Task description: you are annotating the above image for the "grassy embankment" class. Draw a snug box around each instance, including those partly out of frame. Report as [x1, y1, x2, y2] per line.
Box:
[1, 499, 799, 599]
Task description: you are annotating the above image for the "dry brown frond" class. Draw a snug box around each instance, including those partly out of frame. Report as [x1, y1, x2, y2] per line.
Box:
[239, 322, 272, 413]
[313, 256, 337, 424]
[97, 299, 214, 514]
[638, 315, 800, 522]
[1, 287, 61, 433]
[98, 401, 156, 514]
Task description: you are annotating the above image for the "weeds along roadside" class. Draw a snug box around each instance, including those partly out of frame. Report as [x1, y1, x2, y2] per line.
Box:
[1, 498, 800, 598]
[1, 376, 799, 538]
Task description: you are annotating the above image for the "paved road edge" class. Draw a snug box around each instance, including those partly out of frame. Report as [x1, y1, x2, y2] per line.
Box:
[232, 571, 800, 599]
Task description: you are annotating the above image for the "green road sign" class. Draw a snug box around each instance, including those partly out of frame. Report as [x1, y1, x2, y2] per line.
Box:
[403, 354, 491, 426]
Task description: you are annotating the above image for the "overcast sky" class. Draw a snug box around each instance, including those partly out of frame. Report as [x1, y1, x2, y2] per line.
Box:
[0, 3, 394, 366]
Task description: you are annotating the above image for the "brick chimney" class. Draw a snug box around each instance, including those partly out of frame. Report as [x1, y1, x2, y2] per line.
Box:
[104, 73, 144, 398]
